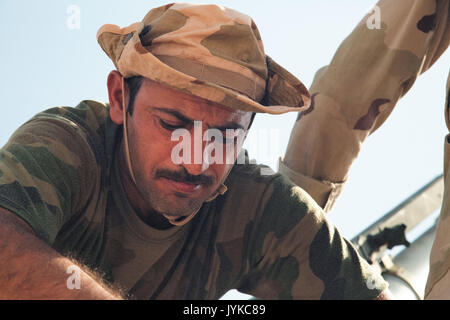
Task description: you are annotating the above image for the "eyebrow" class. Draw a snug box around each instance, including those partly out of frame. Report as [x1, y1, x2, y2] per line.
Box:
[153, 107, 246, 131]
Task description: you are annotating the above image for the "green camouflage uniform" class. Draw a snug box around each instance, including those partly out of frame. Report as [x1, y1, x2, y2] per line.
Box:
[0, 101, 386, 299]
[281, 0, 449, 298]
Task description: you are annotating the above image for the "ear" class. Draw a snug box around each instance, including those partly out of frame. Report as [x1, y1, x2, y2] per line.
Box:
[107, 70, 129, 125]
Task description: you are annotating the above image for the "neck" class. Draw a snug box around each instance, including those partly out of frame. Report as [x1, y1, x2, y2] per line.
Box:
[117, 140, 173, 230]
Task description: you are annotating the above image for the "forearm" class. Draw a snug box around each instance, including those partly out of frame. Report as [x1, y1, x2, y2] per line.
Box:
[0, 208, 122, 300]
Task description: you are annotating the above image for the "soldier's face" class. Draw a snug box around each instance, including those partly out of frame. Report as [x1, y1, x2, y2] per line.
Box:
[121, 78, 252, 218]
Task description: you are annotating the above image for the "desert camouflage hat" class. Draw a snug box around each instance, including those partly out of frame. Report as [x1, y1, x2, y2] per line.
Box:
[97, 3, 311, 114]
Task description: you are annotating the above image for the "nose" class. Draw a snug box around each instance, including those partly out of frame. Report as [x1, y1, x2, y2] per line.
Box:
[182, 162, 206, 176]
[182, 121, 210, 176]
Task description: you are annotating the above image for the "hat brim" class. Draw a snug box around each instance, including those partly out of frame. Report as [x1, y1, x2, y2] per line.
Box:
[97, 23, 311, 115]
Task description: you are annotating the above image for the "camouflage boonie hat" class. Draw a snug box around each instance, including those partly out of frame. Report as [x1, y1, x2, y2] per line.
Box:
[97, 3, 311, 114]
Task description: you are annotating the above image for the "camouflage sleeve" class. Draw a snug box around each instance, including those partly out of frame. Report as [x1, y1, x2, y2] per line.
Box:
[0, 107, 98, 245]
[236, 174, 387, 300]
[281, 0, 450, 212]
[426, 72, 450, 298]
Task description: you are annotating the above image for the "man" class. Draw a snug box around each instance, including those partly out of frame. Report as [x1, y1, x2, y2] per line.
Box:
[281, 0, 449, 298]
[0, 3, 390, 299]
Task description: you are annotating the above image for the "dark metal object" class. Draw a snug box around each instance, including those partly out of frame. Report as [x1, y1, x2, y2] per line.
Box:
[351, 174, 444, 300]
[365, 224, 410, 263]
[352, 175, 443, 263]
[381, 226, 437, 300]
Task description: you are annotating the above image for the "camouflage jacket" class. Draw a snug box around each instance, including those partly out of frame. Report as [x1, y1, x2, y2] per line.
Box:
[0, 101, 386, 299]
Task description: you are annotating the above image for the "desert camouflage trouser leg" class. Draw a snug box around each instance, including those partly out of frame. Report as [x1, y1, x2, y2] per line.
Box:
[280, 0, 449, 298]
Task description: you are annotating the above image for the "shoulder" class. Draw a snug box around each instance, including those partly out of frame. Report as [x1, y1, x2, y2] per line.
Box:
[29, 100, 111, 144]
[0, 100, 118, 244]
[21, 100, 120, 167]
[225, 158, 320, 217]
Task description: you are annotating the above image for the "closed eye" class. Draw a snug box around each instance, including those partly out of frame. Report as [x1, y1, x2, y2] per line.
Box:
[159, 119, 185, 131]
[208, 129, 243, 145]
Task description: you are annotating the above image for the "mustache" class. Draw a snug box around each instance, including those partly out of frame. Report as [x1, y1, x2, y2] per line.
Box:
[155, 167, 214, 186]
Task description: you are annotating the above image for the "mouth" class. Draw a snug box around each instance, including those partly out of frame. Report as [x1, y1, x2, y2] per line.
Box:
[163, 178, 203, 195]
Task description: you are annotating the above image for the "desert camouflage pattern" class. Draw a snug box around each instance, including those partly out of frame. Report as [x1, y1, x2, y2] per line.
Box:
[280, 0, 449, 298]
[426, 72, 450, 299]
[97, 3, 310, 115]
[0, 101, 386, 299]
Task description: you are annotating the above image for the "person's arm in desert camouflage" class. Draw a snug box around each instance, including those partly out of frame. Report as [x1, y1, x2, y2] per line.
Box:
[425, 72, 450, 299]
[281, 0, 449, 212]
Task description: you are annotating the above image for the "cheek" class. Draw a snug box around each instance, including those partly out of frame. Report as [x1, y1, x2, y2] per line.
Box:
[222, 136, 246, 165]
[131, 117, 176, 170]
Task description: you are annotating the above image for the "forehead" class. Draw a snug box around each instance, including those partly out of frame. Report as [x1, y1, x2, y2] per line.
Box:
[135, 78, 250, 122]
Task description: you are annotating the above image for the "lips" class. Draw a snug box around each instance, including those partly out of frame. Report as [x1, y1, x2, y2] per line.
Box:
[164, 178, 202, 194]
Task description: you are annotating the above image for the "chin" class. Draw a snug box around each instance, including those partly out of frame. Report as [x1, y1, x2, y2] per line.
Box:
[144, 182, 213, 216]
[153, 196, 204, 217]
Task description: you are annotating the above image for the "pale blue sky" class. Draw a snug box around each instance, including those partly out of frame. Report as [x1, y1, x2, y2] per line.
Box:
[0, 0, 448, 242]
